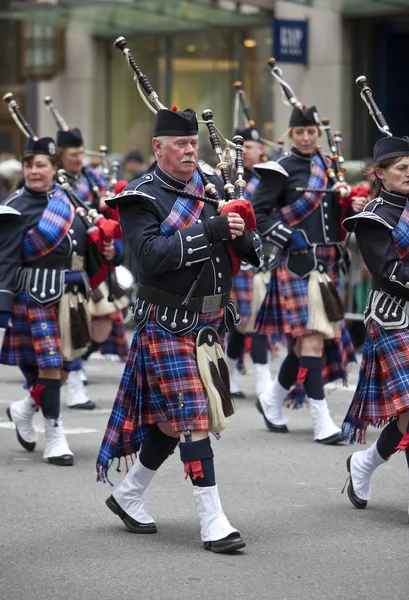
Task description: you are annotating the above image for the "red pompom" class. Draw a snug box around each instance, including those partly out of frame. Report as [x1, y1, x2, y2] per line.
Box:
[171, 105, 178, 112]
[302, 104, 306, 109]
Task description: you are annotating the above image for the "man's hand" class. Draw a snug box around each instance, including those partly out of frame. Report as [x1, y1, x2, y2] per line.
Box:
[227, 212, 245, 240]
[102, 243, 116, 261]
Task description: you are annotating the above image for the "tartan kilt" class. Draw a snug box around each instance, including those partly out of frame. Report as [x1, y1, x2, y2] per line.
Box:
[100, 317, 129, 360]
[230, 268, 254, 325]
[96, 307, 225, 478]
[0, 292, 80, 371]
[256, 245, 340, 339]
[342, 320, 409, 444]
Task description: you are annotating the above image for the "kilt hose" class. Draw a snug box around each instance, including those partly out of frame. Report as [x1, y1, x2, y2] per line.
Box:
[256, 245, 356, 408]
[342, 319, 409, 444]
[0, 291, 81, 372]
[96, 307, 225, 481]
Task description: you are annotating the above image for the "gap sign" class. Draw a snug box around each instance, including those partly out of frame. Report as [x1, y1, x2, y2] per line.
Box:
[272, 19, 308, 65]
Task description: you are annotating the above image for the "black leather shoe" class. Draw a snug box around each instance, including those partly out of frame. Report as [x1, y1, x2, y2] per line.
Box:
[68, 400, 96, 410]
[48, 454, 74, 466]
[204, 532, 246, 553]
[255, 399, 288, 433]
[316, 431, 343, 445]
[105, 495, 157, 533]
[231, 390, 246, 399]
[343, 455, 367, 509]
[6, 407, 36, 452]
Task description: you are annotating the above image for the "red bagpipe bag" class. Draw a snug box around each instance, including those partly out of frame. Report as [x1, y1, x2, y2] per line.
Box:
[220, 199, 257, 277]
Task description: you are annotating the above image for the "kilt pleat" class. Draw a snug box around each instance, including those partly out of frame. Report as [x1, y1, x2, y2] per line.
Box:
[99, 314, 129, 360]
[342, 320, 409, 444]
[96, 307, 225, 479]
[0, 292, 80, 371]
[230, 269, 254, 324]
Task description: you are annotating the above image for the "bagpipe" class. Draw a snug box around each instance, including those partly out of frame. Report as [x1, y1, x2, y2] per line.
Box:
[267, 58, 369, 209]
[3, 92, 122, 291]
[114, 35, 256, 276]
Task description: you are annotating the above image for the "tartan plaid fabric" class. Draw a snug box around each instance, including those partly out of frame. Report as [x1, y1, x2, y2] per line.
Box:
[279, 154, 328, 227]
[231, 269, 254, 321]
[22, 185, 74, 262]
[256, 244, 356, 407]
[244, 175, 260, 201]
[75, 168, 106, 204]
[0, 291, 80, 371]
[391, 199, 409, 259]
[160, 169, 204, 237]
[342, 320, 409, 444]
[100, 317, 129, 360]
[96, 307, 225, 480]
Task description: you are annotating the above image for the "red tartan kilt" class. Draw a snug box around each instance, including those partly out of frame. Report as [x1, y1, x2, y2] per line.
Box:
[257, 245, 340, 339]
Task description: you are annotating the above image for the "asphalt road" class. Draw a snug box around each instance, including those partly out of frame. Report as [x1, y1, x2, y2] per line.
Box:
[1, 348, 408, 600]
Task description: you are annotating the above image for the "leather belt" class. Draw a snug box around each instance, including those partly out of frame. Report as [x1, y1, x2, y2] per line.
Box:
[137, 284, 230, 313]
[26, 255, 85, 271]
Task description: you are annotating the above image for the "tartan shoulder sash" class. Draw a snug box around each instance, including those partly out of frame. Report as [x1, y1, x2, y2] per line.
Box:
[160, 169, 205, 238]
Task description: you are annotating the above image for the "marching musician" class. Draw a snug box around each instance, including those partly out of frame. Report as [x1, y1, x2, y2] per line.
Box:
[253, 105, 363, 444]
[225, 125, 273, 402]
[342, 136, 409, 511]
[0, 136, 92, 466]
[56, 128, 128, 407]
[97, 107, 261, 553]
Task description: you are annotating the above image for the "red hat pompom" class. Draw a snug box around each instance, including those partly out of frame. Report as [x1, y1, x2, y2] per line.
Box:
[171, 105, 178, 112]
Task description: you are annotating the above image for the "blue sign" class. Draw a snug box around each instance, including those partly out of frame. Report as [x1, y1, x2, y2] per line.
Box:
[273, 19, 308, 65]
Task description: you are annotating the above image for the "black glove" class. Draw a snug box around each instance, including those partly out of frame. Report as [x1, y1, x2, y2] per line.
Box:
[203, 214, 232, 244]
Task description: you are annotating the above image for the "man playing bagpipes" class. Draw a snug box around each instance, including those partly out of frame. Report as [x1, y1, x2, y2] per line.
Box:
[97, 105, 262, 553]
[54, 122, 129, 407]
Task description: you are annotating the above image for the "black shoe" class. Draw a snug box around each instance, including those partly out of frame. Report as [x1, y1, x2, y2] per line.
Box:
[48, 454, 74, 466]
[204, 532, 246, 553]
[316, 431, 343, 445]
[231, 390, 246, 399]
[255, 399, 288, 433]
[6, 407, 36, 452]
[341, 455, 367, 509]
[68, 400, 96, 410]
[105, 495, 157, 534]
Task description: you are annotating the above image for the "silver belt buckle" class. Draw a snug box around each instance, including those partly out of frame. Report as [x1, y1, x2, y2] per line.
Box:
[201, 294, 222, 313]
[71, 255, 84, 271]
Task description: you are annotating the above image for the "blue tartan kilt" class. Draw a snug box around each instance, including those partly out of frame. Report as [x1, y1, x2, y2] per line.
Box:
[96, 307, 226, 477]
[0, 292, 80, 371]
[230, 268, 254, 323]
[342, 320, 409, 444]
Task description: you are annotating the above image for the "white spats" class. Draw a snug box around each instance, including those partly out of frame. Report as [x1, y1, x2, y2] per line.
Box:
[225, 355, 242, 395]
[112, 456, 156, 525]
[253, 363, 273, 399]
[8, 395, 38, 445]
[350, 443, 387, 501]
[308, 398, 341, 442]
[192, 484, 238, 542]
[258, 376, 288, 427]
[65, 370, 90, 407]
[43, 417, 74, 460]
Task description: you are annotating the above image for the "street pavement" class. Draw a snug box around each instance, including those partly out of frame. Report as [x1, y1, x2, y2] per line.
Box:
[0, 347, 408, 600]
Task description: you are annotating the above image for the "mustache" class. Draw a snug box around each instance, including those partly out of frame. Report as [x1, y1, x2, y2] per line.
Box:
[181, 157, 196, 163]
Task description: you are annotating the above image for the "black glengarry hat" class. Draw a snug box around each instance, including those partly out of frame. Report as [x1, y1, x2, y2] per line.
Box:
[24, 136, 56, 157]
[289, 105, 321, 128]
[234, 126, 261, 142]
[373, 136, 409, 163]
[56, 128, 83, 148]
[154, 108, 198, 137]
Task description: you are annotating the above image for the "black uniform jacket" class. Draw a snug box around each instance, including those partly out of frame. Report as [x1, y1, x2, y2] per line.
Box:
[344, 188, 409, 298]
[107, 164, 262, 335]
[252, 148, 342, 247]
[0, 184, 88, 311]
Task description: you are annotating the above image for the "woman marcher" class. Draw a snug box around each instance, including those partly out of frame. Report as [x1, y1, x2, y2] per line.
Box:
[56, 128, 128, 406]
[342, 136, 409, 509]
[252, 106, 362, 444]
[0, 136, 92, 466]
